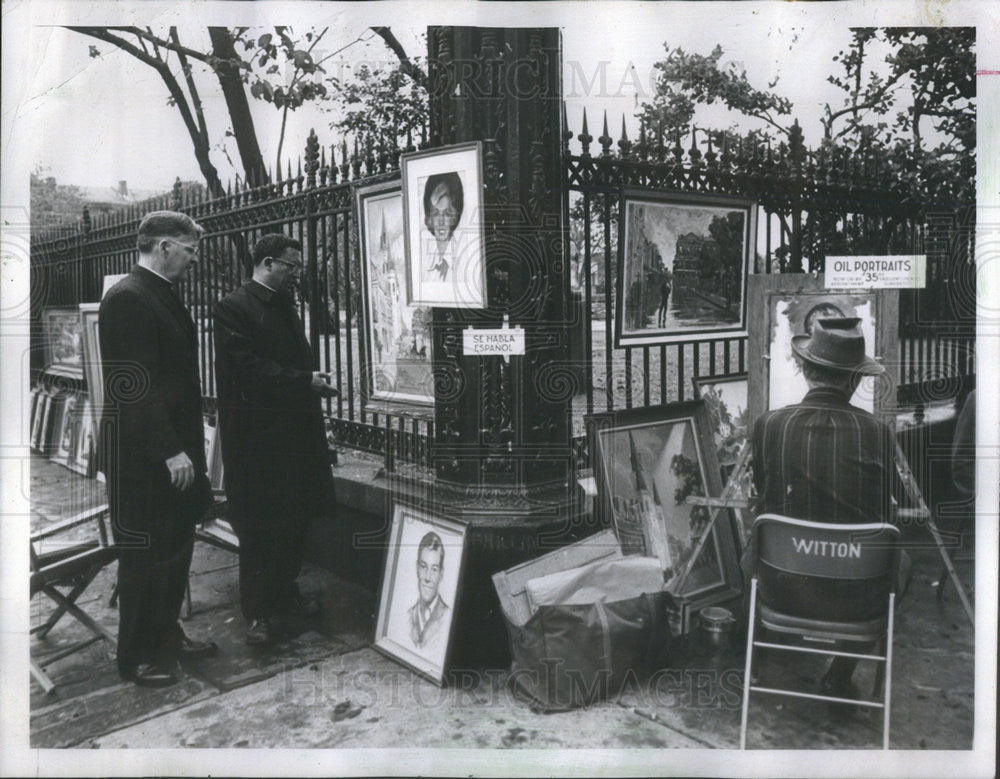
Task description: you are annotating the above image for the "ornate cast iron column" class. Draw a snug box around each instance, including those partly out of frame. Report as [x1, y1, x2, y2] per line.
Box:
[428, 26, 574, 514]
[417, 27, 584, 667]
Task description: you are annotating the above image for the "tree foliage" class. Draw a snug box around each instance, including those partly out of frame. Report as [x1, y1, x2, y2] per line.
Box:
[326, 60, 428, 151]
[640, 28, 975, 203]
[30, 168, 86, 229]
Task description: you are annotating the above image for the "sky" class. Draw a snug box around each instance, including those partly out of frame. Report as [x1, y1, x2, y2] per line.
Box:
[19, 2, 902, 193]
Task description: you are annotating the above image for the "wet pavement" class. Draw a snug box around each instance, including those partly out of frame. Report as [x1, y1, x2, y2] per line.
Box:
[28, 453, 976, 751]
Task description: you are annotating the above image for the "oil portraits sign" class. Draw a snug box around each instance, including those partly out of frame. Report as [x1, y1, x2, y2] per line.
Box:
[616, 190, 756, 346]
[401, 141, 486, 309]
[357, 181, 434, 406]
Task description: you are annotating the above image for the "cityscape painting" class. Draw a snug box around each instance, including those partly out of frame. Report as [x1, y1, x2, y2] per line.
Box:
[615, 190, 756, 347]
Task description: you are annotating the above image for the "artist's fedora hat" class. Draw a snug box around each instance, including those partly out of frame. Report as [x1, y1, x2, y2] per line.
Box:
[791, 317, 885, 375]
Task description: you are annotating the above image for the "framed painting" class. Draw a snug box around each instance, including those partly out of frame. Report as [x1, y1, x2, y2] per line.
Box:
[67, 397, 94, 476]
[691, 374, 749, 480]
[616, 190, 757, 347]
[587, 400, 742, 611]
[79, 303, 102, 423]
[203, 418, 225, 493]
[31, 391, 50, 452]
[50, 391, 83, 467]
[29, 386, 42, 446]
[42, 306, 85, 377]
[747, 273, 899, 428]
[43, 394, 67, 458]
[357, 179, 434, 407]
[373, 503, 468, 686]
[401, 141, 486, 309]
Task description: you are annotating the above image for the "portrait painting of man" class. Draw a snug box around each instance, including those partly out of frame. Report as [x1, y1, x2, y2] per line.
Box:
[374, 505, 467, 685]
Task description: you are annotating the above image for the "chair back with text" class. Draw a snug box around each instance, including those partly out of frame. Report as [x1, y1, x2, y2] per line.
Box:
[754, 514, 900, 624]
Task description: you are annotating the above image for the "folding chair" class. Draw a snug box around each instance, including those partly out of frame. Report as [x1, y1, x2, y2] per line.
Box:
[739, 514, 900, 750]
[30, 505, 117, 694]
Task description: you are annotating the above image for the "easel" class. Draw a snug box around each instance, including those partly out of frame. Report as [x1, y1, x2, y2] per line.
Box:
[893, 439, 974, 625]
[671, 442, 752, 594]
[674, 438, 975, 628]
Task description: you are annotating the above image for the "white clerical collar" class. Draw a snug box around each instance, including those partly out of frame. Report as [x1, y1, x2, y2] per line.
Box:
[254, 278, 280, 293]
[140, 263, 173, 285]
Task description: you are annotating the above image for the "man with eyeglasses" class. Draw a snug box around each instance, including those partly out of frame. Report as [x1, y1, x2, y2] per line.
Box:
[99, 211, 218, 687]
[214, 233, 337, 646]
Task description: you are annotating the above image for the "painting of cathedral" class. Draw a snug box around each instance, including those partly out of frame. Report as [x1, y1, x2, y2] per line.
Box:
[358, 182, 434, 406]
[616, 190, 757, 346]
[588, 401, 743, 611]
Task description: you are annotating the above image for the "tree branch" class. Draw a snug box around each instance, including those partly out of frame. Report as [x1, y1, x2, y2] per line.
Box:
[171, 27, 210, 145]
[371, 26, 427, 89]
[100, 25, 251, 73]
[67, 26, 224, 196]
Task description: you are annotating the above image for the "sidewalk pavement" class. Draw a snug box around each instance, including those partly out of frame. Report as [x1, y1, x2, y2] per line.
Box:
[29, 455, 975, 750]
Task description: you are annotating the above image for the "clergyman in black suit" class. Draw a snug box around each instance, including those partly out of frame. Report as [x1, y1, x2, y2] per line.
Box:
[213, 234, 337, 646]
[98, 211, 218, 688]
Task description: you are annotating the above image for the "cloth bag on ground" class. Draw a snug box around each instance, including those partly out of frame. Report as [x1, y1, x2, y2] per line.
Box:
[496, 552, 679, 712]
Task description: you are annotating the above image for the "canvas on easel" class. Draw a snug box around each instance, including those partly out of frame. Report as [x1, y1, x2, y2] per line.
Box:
[746, 273, 899, 428]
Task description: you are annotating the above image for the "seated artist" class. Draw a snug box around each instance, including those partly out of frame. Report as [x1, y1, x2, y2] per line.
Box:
[748, 317, 909, 704]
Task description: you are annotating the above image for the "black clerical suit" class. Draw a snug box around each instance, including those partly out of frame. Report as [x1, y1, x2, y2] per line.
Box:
[213, 281, 334, 623]
[98, 266, 211, 674]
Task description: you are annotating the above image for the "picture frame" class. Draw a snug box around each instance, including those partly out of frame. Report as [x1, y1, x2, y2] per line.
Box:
[68, 397, 95, 476]
[691, 374, 749, 481]
[42, 394, 67, 457]
[29, 386, 42, 446]
[203, 418, 225, 493]
[356, 179, 434, 407]
[42, 306, 85, 378]
[747, 273, 899, 428]
[401, 141, 487, 309]
[50, 391, 82, 467]
[616, 189, 757, 347]
[373, 502, 468, 686]
[79, 303, 102, 425]
[587, 400, 742, 611]
[31, 390, 50, 452]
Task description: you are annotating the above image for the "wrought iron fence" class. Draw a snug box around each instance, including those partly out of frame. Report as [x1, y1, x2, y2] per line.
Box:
[30, 113, 976, 475]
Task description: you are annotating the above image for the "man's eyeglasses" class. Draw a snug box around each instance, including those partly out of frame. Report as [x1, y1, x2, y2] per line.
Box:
[162, 238, 199, 256]
[269, 257, 303, 274]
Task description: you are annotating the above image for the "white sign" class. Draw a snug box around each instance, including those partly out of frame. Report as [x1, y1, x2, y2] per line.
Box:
[101, 273, 128, 299]
[825, 255, 926, 289]
[462, 317, 525, 361]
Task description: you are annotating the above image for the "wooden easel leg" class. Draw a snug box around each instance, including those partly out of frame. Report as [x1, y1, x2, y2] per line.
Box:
[926, 514, 974, 625]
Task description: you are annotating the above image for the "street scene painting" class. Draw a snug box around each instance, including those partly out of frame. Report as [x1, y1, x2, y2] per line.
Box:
[357, 181, 434, 406]
[401, 141, 486, 308]
[616, 191, 755, 346]
[373, 504, 468, 686]
[589, 402, 742, 610]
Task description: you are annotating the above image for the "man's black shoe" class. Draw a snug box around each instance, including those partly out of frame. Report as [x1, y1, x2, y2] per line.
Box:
[121, 662, 179, 688]
[288, 592, 321, 618]
[179, 634, 218, 660]
[246, 618, 273, 646]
